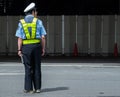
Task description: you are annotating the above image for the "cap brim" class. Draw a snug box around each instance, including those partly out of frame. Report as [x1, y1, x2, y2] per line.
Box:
[24, 2, 35, 13]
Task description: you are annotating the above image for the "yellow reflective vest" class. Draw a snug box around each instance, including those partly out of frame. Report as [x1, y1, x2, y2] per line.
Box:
[20, 18, 40, 45]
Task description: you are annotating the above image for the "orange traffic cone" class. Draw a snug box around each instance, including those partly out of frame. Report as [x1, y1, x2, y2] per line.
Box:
[74, 43, 78, 56]
[114, 43, 118, 57]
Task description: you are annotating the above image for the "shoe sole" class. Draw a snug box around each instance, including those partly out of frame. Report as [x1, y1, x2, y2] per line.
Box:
[24, 90, 34, 94]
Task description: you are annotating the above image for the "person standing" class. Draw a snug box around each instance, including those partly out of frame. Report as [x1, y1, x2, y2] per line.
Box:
[15, 2, 46, 93]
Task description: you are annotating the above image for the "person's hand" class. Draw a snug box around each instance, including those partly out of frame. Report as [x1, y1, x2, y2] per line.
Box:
[18, 51, 22, 57]
[42, 49, 45, 56]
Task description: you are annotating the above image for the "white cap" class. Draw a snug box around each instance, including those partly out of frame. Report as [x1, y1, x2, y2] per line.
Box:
[24, 2, 35, 13]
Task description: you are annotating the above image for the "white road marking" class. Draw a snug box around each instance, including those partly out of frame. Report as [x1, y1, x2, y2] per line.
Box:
[0, 62, 120, 67]
[0, 73, 24, 75]
[0, 62, 120, 76]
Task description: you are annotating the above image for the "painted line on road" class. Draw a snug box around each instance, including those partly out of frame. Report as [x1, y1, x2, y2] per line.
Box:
[0, 73, 24, 75]
[0, 63, 120, 76]
[0, 62, 120, 68]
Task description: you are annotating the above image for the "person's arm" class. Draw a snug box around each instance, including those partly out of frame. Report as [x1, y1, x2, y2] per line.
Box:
[18, 37, 22, 56]
[38, 19, 47, 56]
[41, 35, 46, 56]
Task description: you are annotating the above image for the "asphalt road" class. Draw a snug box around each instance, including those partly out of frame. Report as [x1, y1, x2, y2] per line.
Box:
[0, 62, 120, 97]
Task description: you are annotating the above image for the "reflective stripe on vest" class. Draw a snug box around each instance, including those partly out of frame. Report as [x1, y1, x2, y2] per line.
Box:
[20, 18, 40, 45]
[22, 39, 40, 44]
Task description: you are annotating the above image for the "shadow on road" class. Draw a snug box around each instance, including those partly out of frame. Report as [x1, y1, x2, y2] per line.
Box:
[41, 87, 69, 93]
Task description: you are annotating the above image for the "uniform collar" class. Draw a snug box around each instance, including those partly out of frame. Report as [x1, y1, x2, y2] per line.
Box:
[24, 15, 34, 23]
[25, 14, 34, 19]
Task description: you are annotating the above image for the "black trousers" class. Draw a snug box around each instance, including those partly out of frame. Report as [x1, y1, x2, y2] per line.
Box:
[22, 43, 42, 91]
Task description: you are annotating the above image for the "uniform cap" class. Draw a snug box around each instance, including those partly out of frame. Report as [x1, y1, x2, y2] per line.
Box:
[24, 2, 35, 13]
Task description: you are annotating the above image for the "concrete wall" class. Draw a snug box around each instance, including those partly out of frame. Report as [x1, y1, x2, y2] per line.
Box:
[0, 15, 119, 56]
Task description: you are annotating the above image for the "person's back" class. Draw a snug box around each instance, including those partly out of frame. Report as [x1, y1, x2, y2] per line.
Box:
[15, 2, 46, 93]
